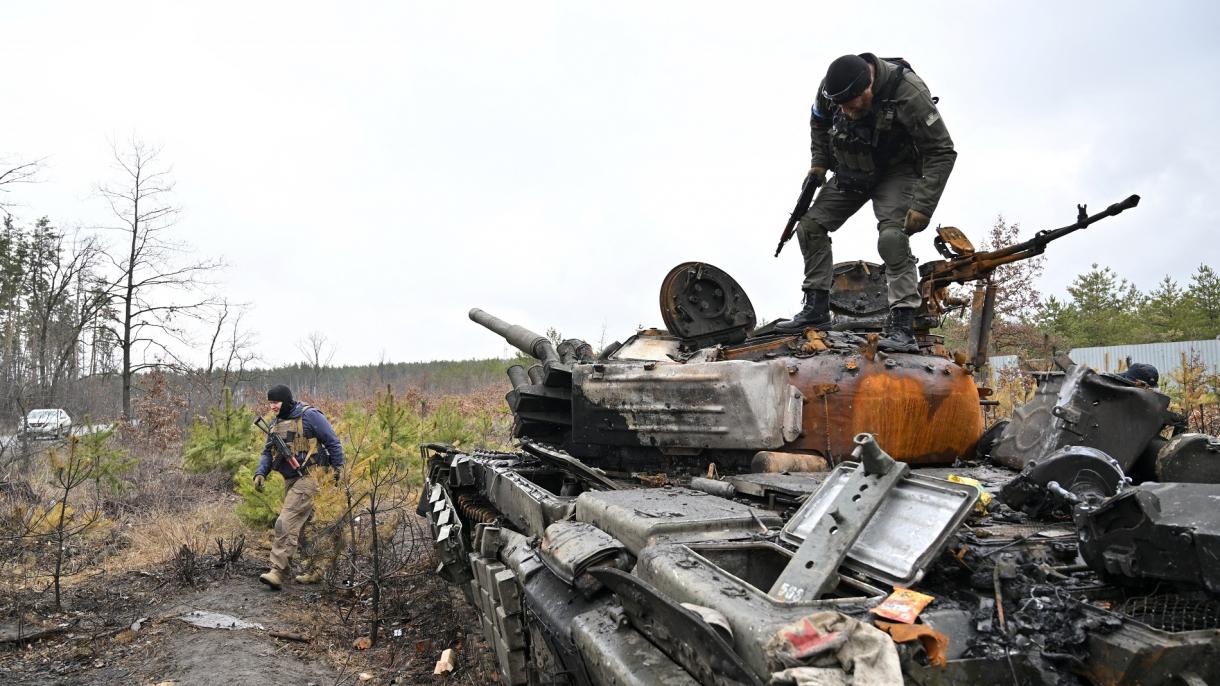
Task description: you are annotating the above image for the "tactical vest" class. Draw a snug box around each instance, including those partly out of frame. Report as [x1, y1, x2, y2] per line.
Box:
[828, 58, 913, 193]
[271, 404, 322, 467]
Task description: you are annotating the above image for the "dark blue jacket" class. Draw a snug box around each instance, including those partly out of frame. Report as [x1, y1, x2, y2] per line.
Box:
[255, 402, 345, 479]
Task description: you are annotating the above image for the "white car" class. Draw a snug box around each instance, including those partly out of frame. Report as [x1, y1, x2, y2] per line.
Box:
[21, 409, 72, 439]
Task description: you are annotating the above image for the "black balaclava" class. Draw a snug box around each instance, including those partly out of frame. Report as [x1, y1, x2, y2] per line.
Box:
[267, 384, 296, 418]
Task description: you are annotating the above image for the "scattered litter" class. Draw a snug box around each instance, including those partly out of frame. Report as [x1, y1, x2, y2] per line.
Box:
[93, 660, 105, 668]
[393, 628, 403, 638]
[948, 474, 992, 513]
[177, 610, 264, 631]
[353, 635, 372, 650]
[358, 673, 373, 682]
[871, 588, 936, 624]
[131, 617, 147, 633]
[875, 620, 950, 667]
[434, 647, 455, 674]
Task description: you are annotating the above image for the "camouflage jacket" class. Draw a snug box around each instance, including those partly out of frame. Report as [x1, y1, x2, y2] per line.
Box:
[810, 53, 957, 217]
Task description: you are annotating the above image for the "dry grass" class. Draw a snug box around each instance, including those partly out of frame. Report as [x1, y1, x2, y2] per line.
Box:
[98, 498, 255, 580]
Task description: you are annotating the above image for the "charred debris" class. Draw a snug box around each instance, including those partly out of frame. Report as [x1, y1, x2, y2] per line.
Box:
[420, 196, 1220, 685]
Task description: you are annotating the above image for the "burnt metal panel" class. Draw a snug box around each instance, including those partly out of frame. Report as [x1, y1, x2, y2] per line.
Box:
[1081, 601, 1220, 686]
[574, 487, 781, 556]
[571, 607, 700, 686]
[1155, 433, 1220, 483]
[608, 333, 684, 362]
[992, 361, 1170, 471]
[771, 434, 911, 602]
[591, 567, 764, 686]
[539, 521, 631, 588]
[570, 359, 803, 450]
[483, 464, 577, 537]
[780, 461, 977, 589]
[634, 543, 885, 681]
[1075, 482, 1220, 594]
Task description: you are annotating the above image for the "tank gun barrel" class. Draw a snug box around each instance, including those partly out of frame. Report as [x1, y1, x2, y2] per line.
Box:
[469, 308, 559, 364]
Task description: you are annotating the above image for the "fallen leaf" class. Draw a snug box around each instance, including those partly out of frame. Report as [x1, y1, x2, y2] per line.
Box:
[353, 636, 372, 650]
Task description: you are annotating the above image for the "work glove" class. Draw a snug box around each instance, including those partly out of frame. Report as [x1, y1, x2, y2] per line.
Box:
[253, 474, 265, 492]
[904, 208, 930, 235]
[804, 166, 828, 190]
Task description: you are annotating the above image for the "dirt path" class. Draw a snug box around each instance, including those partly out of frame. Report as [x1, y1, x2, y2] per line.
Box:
[141, 575, 343, 686]
[2, 553, 496, 686]
[3, 565, 349, 686]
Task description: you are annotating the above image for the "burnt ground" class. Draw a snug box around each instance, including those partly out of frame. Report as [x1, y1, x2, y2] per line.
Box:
[0, 547, 497, 685]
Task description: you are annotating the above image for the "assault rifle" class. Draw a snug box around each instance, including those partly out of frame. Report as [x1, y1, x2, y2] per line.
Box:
[253, 415, 305, 477]
[774, 173, 823, 257]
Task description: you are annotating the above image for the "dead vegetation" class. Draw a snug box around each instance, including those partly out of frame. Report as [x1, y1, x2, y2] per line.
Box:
[0, 383, 509, 684]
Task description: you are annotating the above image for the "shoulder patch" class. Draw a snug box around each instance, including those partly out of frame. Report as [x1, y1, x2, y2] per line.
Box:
[925, 110, 941, 127]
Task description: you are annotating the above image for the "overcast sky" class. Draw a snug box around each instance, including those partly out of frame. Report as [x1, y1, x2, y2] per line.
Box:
[3, 2, 1217, 367]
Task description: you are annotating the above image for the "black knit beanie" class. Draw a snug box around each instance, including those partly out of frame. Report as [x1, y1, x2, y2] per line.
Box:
[823, 54, 871, 104]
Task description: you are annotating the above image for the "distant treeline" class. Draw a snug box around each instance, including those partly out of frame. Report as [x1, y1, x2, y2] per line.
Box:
[1, 356, 518, 428]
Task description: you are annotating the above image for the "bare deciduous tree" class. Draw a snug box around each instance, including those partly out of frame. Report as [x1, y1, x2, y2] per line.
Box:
[0, 156, 42, 219]
[198, 299, 259, 406]
[96, 138, 221, 418]
[296, 331, 335, 397]
[23, 221, 109, 404]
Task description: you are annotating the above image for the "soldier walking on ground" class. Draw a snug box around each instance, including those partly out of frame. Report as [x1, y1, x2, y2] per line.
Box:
[777, 53, 956, 350]
[253, 384, 345, 590]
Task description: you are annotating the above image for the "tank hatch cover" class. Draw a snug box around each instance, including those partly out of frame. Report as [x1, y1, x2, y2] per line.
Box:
[659, 262, 756, 348]
[830, 261, 889, 317]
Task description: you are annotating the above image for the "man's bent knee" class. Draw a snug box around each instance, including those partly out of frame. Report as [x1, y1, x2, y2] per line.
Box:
[877, 226, 912, 268]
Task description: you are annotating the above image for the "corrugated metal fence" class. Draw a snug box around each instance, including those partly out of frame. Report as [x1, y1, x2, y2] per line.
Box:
[988, 339, 1220, 387]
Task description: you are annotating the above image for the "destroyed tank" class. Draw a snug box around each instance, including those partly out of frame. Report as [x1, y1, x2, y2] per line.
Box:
[419, 194, 1220, 686]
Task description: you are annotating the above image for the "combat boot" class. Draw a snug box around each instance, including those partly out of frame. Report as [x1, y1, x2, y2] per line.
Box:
[258, 568, 285, 590]
[879, 306, 919, 353]
[775, 289, 831, 332]
[294, 570, 323, 584]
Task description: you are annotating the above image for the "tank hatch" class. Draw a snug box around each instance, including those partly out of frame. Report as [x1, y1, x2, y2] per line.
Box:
[659, 262, 756, 348]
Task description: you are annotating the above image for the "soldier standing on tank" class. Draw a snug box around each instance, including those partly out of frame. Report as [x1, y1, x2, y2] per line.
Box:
[776, 53, 956, 350]
[253, 384, 345, 590]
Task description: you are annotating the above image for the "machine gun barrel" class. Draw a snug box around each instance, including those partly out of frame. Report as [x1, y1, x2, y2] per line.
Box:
[469, 308, 559, 364]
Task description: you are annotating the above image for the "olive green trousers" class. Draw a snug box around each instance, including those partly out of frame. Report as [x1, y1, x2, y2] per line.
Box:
[796, 165, 922, 310]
